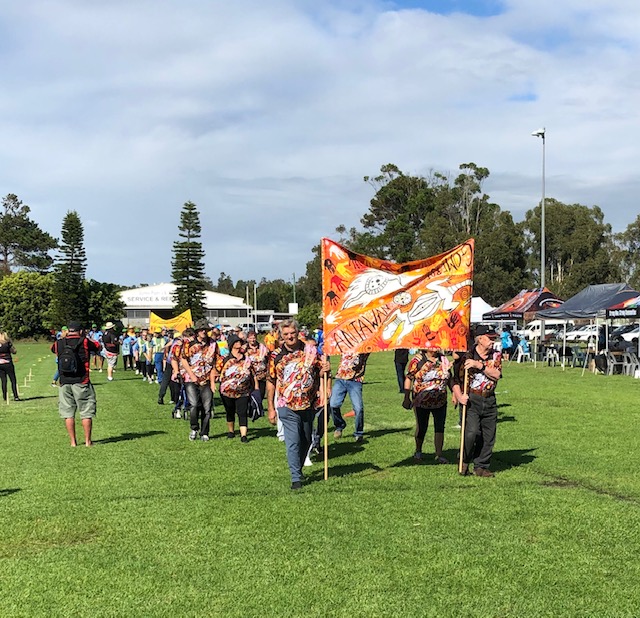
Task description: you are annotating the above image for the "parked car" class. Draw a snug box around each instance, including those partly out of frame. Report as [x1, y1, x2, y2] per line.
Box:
[574, 324, 599, 342]
[565, 325, 589, 341]
[520, 320, 572, 340]
[620, 325, 640, 344]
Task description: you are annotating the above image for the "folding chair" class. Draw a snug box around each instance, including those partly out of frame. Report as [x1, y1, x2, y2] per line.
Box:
[622, 352, 640, 377]
[571, 346, 586, 368]
[605, 351, 624, 375]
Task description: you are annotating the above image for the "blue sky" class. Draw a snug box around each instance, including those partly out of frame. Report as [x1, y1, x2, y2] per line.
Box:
[1, 0, 639, 288]
[390, 0, 504, 17]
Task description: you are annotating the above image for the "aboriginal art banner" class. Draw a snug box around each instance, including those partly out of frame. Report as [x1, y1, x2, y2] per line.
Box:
[149, 309, 193, 334]
[321, 238, 474, 355]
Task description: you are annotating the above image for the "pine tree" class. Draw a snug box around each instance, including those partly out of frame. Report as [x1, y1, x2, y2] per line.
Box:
[50, 211, 88, 327]
[171, 201, 206, 321]
[0, 194, 57, 275]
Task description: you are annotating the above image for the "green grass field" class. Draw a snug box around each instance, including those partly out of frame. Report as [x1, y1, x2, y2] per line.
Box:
[2, 343, 640, 617]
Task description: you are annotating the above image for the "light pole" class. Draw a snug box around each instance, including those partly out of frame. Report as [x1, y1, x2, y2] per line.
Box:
[531, 127, 546, 289]
[292, 272, 297, 304]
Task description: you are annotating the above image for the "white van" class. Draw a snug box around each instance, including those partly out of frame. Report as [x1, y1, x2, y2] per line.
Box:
[520, 319, 573, 340]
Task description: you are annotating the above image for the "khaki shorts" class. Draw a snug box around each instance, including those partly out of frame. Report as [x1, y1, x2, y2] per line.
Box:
[59, 383, 97, 419]
[105, 351, 118, 368]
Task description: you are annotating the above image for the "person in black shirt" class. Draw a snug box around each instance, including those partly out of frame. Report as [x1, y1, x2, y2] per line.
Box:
[0, 330, 20, 401]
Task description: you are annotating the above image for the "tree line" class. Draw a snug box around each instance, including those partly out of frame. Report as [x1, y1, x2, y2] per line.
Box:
[2, 161, 639, 336]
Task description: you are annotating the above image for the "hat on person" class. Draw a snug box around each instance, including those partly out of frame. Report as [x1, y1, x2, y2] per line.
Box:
[475, 324, 498, 338]
[91, 323, 97, 328]
[226, 334, 241, 351]
[68, 321, 82, 332]
[61, 326, 69, 332]
[194, 318, 210, 331]
[104, 321, 115, 330]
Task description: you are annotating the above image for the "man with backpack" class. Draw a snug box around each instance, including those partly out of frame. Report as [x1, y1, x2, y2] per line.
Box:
[51, 321, 102, 447]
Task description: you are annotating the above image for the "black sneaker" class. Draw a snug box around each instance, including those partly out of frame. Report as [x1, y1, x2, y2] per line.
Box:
[157, 399, 164, 405]
[227, 432, 235, 439]
[240, 436, 248, 443]
[291, 481, 303, 490]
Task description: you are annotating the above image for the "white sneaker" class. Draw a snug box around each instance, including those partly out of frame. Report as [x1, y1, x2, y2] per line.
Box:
[174, 411, 181, 419]
[135, 370, 139, 375]
[189, 430, 197, 441]
[108, 377, 113, 381]
[201, 435, 209, 442]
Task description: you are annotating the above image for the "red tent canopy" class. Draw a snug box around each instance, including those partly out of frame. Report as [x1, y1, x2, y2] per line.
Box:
[483, 288, 564, 321]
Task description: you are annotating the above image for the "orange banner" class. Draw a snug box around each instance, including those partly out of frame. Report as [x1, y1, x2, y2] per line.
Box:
[321, 239, 474, 354]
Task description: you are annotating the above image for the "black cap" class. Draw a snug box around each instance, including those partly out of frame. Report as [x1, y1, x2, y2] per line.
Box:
[68, 321, 82, 332]
[475, 324, 498, 338]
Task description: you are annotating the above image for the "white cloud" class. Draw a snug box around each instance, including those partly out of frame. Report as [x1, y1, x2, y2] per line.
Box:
[1, 0, 639, 286]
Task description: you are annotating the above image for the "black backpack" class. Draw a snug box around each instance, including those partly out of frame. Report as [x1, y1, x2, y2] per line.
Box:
[58, 338, 83, 376]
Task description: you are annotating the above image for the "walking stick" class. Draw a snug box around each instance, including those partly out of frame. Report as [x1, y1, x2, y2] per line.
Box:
[323, 372, 329, 481]
[458, 368, 470, 474]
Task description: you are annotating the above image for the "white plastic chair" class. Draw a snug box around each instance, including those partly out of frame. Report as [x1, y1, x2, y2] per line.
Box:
[606, 351, 624, 375]
[622, 352, 640, 376]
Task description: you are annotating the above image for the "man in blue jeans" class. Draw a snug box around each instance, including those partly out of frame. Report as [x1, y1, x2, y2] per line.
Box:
[267, 319, 330, 490]
[331, 352, 370, 442]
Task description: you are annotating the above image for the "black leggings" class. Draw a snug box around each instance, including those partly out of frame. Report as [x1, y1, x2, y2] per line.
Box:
[0, 362, 19, 399]
[221, 394, 249, 427]
[414, 405, 446, 439]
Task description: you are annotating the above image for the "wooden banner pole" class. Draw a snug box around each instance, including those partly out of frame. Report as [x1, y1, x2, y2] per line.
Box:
[458, 368, 470, 474]
[323, 372, 329, 481]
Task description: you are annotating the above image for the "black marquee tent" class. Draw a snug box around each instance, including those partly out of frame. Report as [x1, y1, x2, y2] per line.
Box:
[536, 283, 638, 320]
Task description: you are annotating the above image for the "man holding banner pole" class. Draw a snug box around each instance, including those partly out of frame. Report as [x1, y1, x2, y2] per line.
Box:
[453, 325, 502, 477]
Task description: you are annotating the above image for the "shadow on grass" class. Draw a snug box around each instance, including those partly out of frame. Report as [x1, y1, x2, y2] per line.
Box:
[492, 448, 537, 471]
[497, 403, 512, 409]
[210, 426, 278, 440]
[329, 441, 365, 458]
[497, 415, 517, 423]
[17, 394, 58, 401]
[0, 488, 20, 497]
[390, 447, 458, 468]
[308, 462, 384, 481]
[94, 430, 167, 445]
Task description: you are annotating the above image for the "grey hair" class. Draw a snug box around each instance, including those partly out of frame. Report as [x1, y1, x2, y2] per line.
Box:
[278, 318, 299, 334]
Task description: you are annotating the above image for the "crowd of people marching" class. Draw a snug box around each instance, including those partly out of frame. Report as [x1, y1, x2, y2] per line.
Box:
[48, 317, 505, 490]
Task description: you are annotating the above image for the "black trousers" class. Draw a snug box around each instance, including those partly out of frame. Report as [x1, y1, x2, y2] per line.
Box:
[0, 362, 19, 399]
[463, 393, 498, 469]
[158, 366, 172, 401]
[395, 360, 407, 393]
[221, 394, 249, 427]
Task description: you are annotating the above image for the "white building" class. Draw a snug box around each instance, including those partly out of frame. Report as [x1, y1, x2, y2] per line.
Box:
[120, 283, 252, 328]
